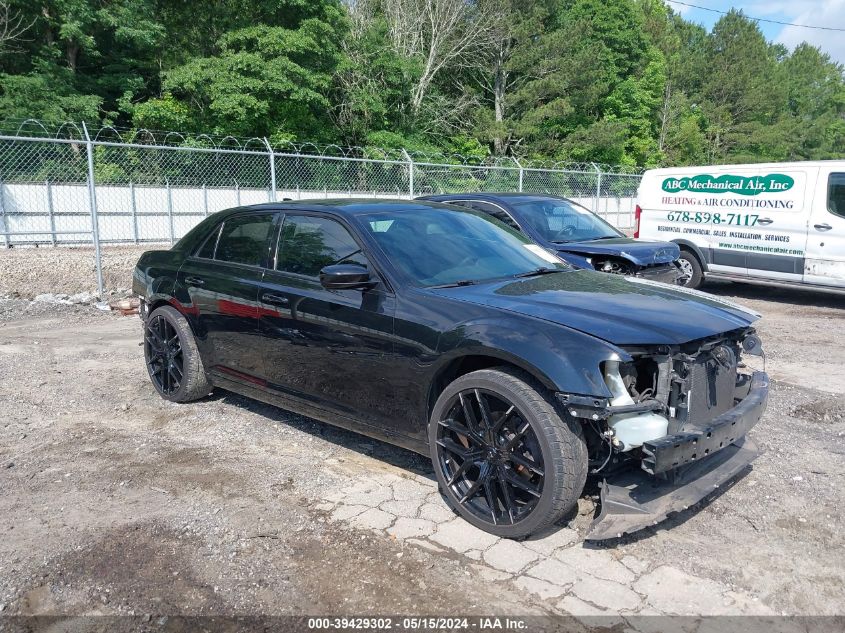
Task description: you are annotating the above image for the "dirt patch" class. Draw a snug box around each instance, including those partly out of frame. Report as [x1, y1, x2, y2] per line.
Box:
[791, 396, 845, 425]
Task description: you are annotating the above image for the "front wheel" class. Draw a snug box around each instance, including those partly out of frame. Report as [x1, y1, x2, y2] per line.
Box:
[429, 368, 587, 539]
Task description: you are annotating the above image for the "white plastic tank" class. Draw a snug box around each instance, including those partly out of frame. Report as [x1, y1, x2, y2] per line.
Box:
[603, 360, 668, 451]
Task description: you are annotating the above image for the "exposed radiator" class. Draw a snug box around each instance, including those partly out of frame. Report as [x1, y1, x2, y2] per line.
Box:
[685, 344, 738, 429]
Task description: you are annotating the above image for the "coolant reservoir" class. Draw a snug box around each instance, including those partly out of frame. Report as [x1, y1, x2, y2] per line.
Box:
[604, 360, 668, 451]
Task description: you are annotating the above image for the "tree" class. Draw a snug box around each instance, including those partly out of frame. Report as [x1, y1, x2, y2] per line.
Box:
[330, 2, 413, 145]
[507, 0, 647, 160]
[779, 43, 845, 160]
[1, 0, 843, 167]
[469, 0, 547, 155]
[149, 20, 343, 138]
[381, 0, 497, 117]
[699, 11, 785, 162]
[0, 0, 33, 51]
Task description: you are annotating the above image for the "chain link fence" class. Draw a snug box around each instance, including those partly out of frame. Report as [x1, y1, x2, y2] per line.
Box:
[0, 121, 642, 293]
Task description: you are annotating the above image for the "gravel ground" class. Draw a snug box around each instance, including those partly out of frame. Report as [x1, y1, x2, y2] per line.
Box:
[0, 246, 150, 297]
[0, 251, 843, 623]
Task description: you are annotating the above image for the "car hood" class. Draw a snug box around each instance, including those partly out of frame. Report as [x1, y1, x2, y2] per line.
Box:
[553, 238, 679, 266]
[429, 270, 759, 346]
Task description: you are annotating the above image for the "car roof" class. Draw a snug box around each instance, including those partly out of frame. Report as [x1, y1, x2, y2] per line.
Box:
[419, 193, 574, 203]
[226, 198, 459, 218]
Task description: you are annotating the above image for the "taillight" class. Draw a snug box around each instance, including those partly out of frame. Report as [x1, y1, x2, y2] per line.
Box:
[634, 205, 642, 238]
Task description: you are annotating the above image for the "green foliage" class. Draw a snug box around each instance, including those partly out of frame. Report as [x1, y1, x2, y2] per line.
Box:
[158, 19, 344, 138]
[0, 68, 102, 121]
[1, 0, 843, 167]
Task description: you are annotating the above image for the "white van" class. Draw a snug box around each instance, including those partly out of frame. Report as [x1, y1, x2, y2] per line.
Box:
[636, 162, 845, 290]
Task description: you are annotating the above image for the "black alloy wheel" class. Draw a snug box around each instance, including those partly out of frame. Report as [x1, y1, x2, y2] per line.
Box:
[430, 368, 587, 538]
[145, 313, 184, 395]
[143, 305, 212, 402]
[436, 388, 545, 525]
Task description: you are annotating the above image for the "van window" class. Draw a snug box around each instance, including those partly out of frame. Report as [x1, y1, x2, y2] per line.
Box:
[828, 173, 845, 219]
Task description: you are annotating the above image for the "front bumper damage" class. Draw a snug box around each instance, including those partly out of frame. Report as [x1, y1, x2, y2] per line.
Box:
[585, 370, 769, 540]
[635, 262, 682, 285]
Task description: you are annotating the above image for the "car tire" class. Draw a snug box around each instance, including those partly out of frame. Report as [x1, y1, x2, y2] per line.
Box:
[429, 367, 588, 539]
[144, 305, 212, 403]
[677, 250, 704, 289]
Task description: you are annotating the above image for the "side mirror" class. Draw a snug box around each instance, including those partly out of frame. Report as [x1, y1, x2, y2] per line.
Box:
[319, 264, 376, 290]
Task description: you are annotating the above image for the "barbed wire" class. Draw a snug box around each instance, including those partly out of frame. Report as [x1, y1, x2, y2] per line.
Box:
[0, 118, 645, 175]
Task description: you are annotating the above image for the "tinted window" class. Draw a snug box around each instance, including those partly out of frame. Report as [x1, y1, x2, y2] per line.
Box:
[509, 197, 622, 243]
[468, 201, 521, 231]
[277, 215, 368, 277]
[828, 173, 845, 219]
[214, 214, 274, 266]
[195, 225, 221, 259]
[360, 207, 567, 287]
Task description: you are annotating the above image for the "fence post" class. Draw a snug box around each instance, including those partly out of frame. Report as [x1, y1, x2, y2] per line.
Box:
[592, 162, 602, 215]
[0, 177, 8, 248]
[263, 138, 276, 202]
[130, 182, 139, 244]
[203, 184, 209, 216]
[82, 122, 104, 296]
[235, 180, 241, 206]
[166, 180, 174, 245]
[45, 180, 56, 246]
[513, 157, 524, 192]
[401, 149, 414, 198]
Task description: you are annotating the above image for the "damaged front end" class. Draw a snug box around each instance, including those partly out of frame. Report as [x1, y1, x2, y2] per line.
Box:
[557, 328, 768, 540]
[585, 255, 682, 285]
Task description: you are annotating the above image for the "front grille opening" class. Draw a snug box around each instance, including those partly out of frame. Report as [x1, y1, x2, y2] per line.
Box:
[624, 357, 660, 401]
[685, 343, 739, 428]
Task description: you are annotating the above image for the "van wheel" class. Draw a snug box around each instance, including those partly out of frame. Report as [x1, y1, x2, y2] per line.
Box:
[429, 368, 587, 539]
[677, 250, 703, 289]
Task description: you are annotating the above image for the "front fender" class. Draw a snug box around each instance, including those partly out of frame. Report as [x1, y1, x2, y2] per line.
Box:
[671, 239, 709, 272]
[435, 316, 627, 398]
[556, 252, 592, 269]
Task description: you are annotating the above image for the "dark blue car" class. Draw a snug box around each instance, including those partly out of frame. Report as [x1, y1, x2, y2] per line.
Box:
[419, 193, 681, 284]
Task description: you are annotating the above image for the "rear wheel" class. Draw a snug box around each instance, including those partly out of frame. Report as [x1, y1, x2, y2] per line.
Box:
[677, 250, 703, 289]
[429, 368, 587, 539]
[144, 305, 212, 402]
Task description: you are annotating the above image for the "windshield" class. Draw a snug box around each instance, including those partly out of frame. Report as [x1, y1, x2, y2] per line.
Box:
[510, 198, 622, 243]
[358, 207, 569, 287]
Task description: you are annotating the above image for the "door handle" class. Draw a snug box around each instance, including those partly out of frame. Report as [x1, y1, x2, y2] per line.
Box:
[261, 293, 289, 306]
[185, 276, 204, 286]
[756, 218, 773, 225]
[814, 223, 833, 231]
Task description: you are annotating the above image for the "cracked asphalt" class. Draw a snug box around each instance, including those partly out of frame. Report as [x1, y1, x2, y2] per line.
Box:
[0, 276, 843, 623]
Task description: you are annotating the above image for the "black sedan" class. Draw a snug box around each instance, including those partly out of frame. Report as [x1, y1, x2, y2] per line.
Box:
[419, 193, 682, 284]
[133, 200, 768, 540]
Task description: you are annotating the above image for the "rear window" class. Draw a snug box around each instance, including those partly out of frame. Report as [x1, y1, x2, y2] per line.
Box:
[213, 214, 274, 266]
[195, 225, 221, 259]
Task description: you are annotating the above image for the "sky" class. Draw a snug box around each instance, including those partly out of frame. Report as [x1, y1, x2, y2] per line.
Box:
[665, 0, 845, 63]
